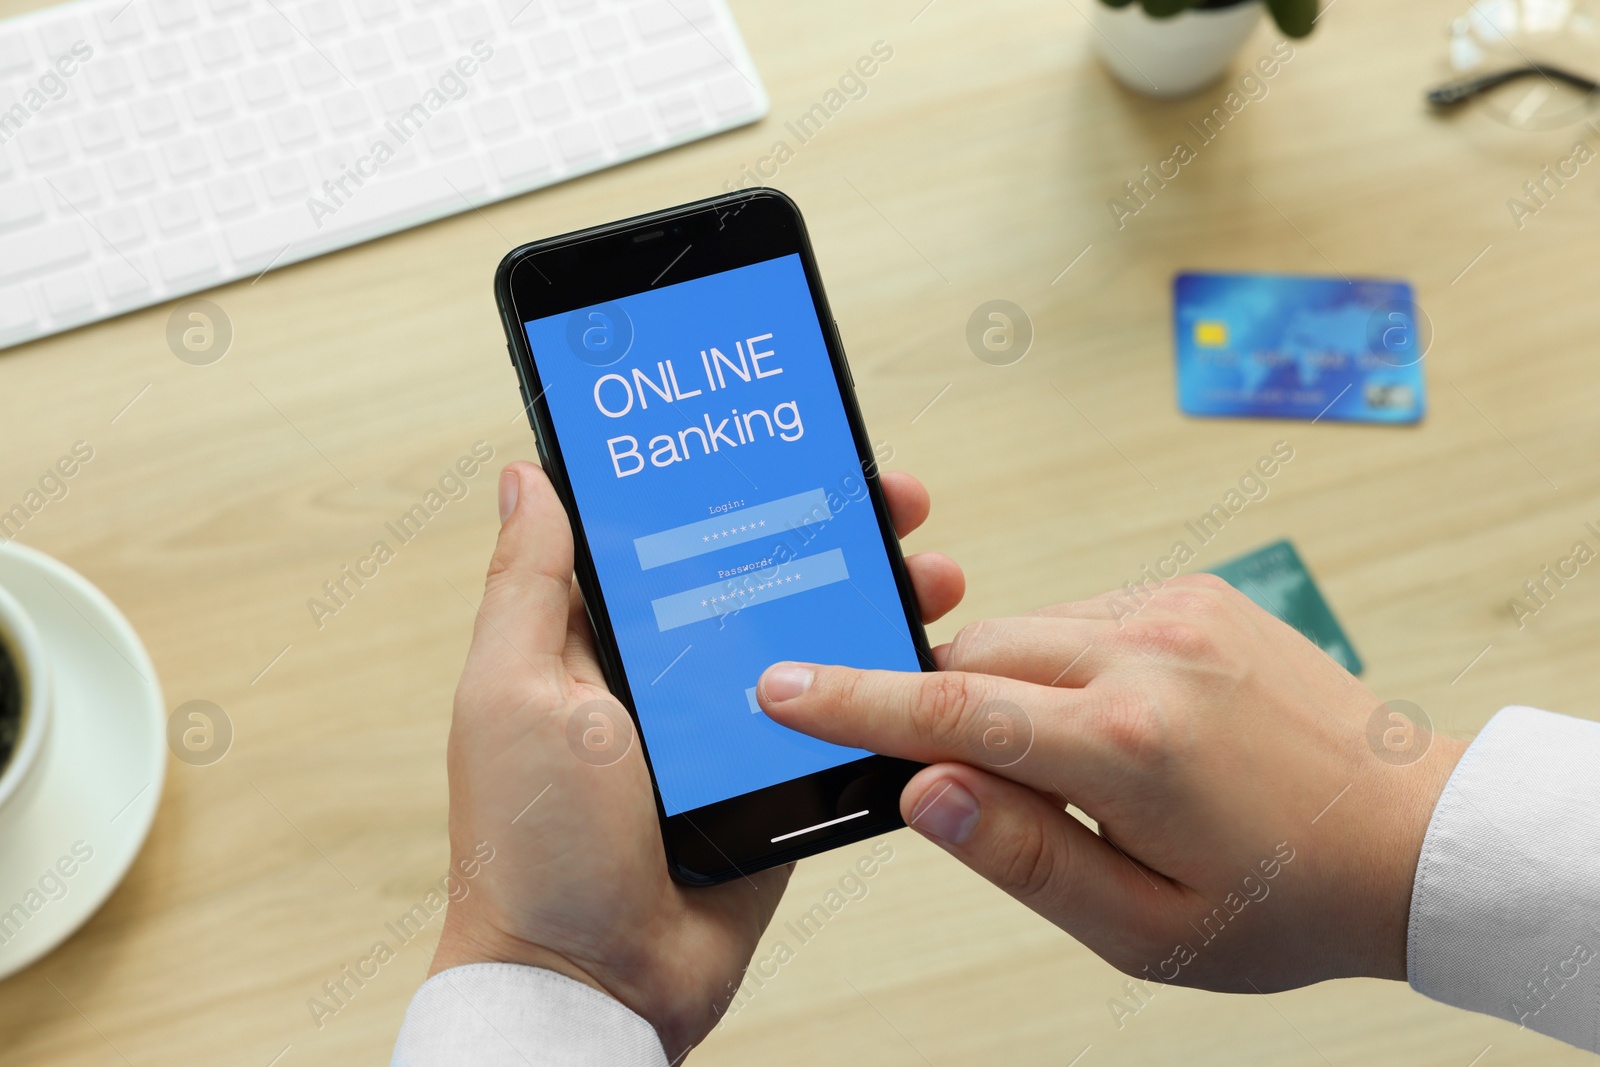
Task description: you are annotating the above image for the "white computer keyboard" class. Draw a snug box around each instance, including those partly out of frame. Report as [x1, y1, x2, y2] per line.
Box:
[0, 0, 766, 349]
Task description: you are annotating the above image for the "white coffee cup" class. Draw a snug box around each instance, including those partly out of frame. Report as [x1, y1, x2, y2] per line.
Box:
[0, 581, 53, 837]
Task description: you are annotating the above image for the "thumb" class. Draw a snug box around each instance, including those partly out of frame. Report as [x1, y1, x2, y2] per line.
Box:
[472, 462, 575, 665]
[901, 763, 1180, 957]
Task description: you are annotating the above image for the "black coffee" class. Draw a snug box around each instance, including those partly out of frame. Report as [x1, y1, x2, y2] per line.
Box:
[0, 637, 20, 776]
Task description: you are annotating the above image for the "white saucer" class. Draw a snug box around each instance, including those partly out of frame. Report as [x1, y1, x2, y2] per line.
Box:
[0, 541, 165, 981]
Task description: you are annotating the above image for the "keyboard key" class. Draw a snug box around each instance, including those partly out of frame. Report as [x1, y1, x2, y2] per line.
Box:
[0, 182, 42, 229]
[374, 74, 419, 114]
[354, 0, 401, 22]
[152, 189, 202, 232]
[238, 65, 288, 106]
[531, 28, 575, 69]
[522, 80, 567, 122]
[552, 121, 600, 165]
[552, 0, 593, 12]
[185, 80, 235, 122]
[49, 166, 100, 208]
[0, 285, 36, 334]
[209, 0, 252, 14]
[139, 41, 189, 83]
[655, 90, 702, 133]
[345, 35, 390, 76]
[42, 77, 84, 112]
[422, 111, 467, 154]
[447, 6, 491, 43]
[41, 273, 94, 317]
[488, 134, 548, 181]
[301, 1, 349, 38]
[247, 13, 296, 52]
[19, 126, 69, 168]
[195, 26, 243, 69]
[223, 116, 287, 172]
[573, 65, 619, 107]
[156, 234, 219, 283]
[130, 94, 180, 136]
[99, 255, 151, 299]
[150, 0, 199, 31]
[626, 34, 731, 91]
[217, 120, 266, 163]
[105, 151, 156, 194]
[383, 134, 421, 169]
[76, 111, 125, 152]
[311, 139, 358, 180]
[604, 105, 651, 148]
[0, 34, 32, 76]
[0, 222, 90, 282]
[161, 135, 211, 178]
[292, 52, 340, 90]
[260, 157, 308, 200]
[87, 56, 136, 100]
[483, 43, 526, 85]
[53, 79, 89, 108]
[207, 173, 257, 216]
[92, 204, 145, 246]
[269, 104, 318, 146]
[581, 14, 625, 55]
[630, 0, 712, 42]
[396, 20, 441, 61]
[321, 89, 369, 131]
[94, 5, 145, 46]
[471, 97, 519, 140]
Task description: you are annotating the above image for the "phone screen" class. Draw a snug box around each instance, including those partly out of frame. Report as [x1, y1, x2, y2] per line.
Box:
[522, 252, 921, 816]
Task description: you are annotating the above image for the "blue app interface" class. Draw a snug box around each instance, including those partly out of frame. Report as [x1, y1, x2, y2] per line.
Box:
[524, 253, 921, 815]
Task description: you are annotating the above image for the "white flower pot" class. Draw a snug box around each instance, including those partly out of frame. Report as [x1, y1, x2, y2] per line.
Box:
[1093, 1, 1264, 99]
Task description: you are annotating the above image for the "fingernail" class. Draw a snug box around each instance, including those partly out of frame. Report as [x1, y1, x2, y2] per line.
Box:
[759, 663, 813, 704]
[908, 778, 980, 845]
[498, 469, 519, 524]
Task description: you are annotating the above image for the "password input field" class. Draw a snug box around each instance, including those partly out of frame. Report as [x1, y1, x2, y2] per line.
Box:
[633, 488, 832, 570]
[650, 548, 849, 632]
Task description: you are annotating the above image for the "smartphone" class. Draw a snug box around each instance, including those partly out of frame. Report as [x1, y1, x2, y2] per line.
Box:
[494, 189, 932, 884]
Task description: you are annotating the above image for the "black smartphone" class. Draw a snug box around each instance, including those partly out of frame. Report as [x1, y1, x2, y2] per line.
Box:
[494, 188, 932, 885]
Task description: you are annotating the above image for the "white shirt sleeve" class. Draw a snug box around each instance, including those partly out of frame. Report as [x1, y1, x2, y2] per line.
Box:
[1408, 705, 1600, 1052]
[391, 963, 669, 1067]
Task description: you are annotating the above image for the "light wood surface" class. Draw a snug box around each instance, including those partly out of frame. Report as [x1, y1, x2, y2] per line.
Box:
[4, 0, 1599, 1062]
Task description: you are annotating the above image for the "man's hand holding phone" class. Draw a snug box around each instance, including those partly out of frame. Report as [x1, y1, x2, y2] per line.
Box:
[437, 453, 1468, 1059]
[430, 461, 963, 1057]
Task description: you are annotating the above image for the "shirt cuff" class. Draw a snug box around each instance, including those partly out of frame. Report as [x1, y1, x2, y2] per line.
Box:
[1408, 705, 1600, 1052]
[391, 963, 668, 1067]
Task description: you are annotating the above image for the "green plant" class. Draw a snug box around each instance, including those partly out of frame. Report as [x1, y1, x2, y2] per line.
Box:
[1102, 0, 1319, 38]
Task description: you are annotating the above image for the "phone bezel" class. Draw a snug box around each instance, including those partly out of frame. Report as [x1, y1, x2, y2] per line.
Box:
[494, 189, 933, 885]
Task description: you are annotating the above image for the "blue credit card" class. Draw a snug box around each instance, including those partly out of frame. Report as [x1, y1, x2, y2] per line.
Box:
[1174, 271, 1425, 424]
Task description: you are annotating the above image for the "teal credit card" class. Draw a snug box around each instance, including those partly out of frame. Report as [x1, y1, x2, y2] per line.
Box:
[1207, 539, 1364, 675]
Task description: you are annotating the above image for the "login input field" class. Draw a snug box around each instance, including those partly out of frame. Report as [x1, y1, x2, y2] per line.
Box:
[633, 488, 832, 570]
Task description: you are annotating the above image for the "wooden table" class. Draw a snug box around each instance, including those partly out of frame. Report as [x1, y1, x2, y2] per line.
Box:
[4, 0, 1598, 1062]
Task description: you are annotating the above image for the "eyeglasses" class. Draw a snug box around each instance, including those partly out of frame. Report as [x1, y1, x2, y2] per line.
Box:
[1429, 61, 1599, 108]
[1431, 2, 1600, 131]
